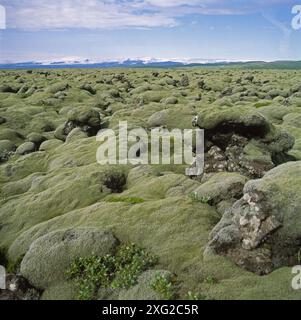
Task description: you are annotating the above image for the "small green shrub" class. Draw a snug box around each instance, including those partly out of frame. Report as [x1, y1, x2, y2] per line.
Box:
[67, 244, 158, 300]
[188, 192, 212, 204]
[187, 291, 207, 300]
[204, 275, 218, 285]
[105, 196, 145, 204]
[150, 274, 175, 300]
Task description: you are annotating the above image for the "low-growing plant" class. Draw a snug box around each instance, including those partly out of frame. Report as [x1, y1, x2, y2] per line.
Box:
[187, 291, 207, 300]
[188, 192, 212, 204]
[150, 274, 175, 300]
[204, 275, 218, 285]
[67, 243, 158, 300]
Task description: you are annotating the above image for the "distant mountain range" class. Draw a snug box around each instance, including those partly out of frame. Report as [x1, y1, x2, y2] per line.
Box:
[1, 58, 301, 69]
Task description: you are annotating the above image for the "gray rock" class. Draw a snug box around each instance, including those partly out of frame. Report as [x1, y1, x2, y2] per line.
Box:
[0, 274, 40, 300]
[205, 161, 301, 275]
[180, 75, 189, 87]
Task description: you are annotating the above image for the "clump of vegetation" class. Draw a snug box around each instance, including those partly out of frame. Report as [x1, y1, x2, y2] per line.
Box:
[188, 192, 212, 204]
[150, 274, 175, 300]
[66, 244, 158, 300]
[105, 196, 145, 204]
[187, 291, 207, 300]
[204, 275, 218, 285]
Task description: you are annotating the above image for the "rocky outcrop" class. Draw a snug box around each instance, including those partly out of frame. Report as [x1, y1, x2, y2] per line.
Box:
[55, 106, 102, 141]
[193, 107, 295, 178]
[0, 274, 40, 300]
[205, 161, 301, 275]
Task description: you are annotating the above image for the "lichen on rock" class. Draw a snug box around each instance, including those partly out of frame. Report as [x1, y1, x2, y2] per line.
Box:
[205, 161, 301, 275]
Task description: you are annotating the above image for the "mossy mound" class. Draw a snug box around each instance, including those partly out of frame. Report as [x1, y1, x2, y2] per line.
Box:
[20, 228, 118, 289]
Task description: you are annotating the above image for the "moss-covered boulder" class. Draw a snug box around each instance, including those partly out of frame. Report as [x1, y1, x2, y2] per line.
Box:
[0, 140, 16, 162]
[41, 281, 77, 300]
[0, 129, 24, 145]
[20, 228, 119, 289]
[39, 139, 63, 151]
[67, 106, 102, 136]
[16, 142, 36, 155]
[79, 84, 96, 95]
[46, 82, 69, 94]
[54, 123, 71, 142]
[147, 110, 168, 128]
[194, 172, 248, 205]
[194, 106, 270, 136]
[163, 97, 178, 105]
[193, 107, 295, 178]
[27, 133, 46, 146]
[65, 128, 88, 143]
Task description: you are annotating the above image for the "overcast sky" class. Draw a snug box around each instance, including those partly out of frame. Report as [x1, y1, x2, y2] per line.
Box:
[0, 0, 300, 63]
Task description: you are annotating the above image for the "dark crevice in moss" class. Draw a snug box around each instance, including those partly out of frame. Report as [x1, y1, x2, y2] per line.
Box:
[272, 153, 297, 166]
[207, 122, 268, 141]
[103, 170, 127, 193]
[0, 248, 8, 267]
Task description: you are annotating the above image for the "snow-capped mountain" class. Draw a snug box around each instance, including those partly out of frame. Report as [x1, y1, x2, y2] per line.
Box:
[0, 57, 249, 69]
[2, 57, 300, 70]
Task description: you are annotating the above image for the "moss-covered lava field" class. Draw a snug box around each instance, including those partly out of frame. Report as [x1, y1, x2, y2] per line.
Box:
[0, 68, 301, 300]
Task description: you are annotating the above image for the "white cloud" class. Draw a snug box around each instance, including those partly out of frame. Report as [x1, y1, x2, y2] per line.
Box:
[0, 0, 293, 30]
[143, 0, 201, 7]
[2, 0, 177, 29]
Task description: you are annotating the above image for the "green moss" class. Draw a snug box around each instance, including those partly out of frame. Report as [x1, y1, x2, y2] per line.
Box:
[105, 196, 145, 204]
[1, 68, 301, 300]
